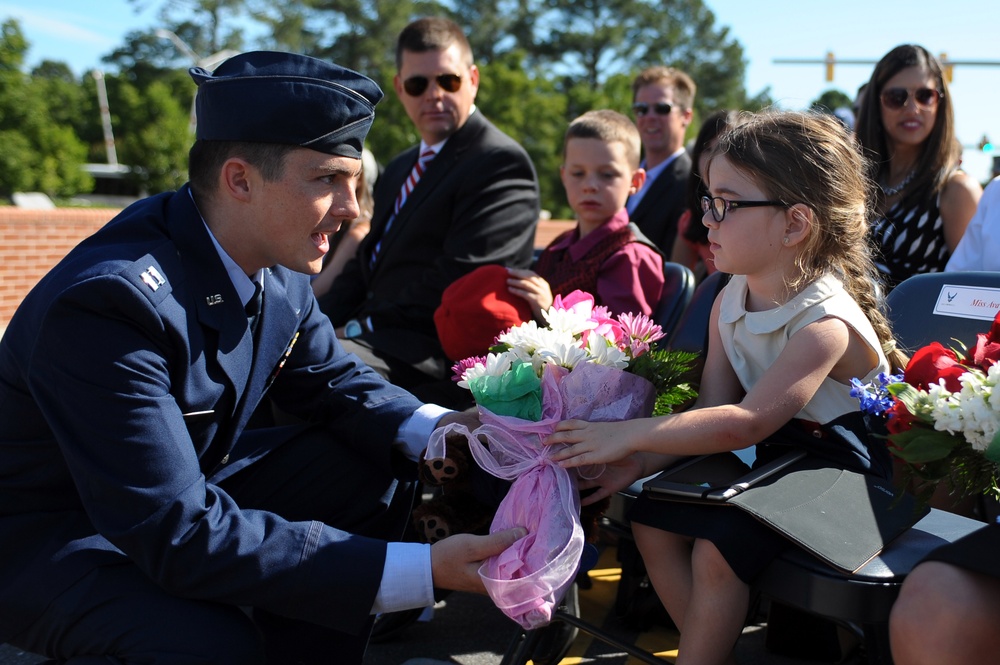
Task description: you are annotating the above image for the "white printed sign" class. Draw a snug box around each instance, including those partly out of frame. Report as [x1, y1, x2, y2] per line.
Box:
[933, 284, 1000, 322]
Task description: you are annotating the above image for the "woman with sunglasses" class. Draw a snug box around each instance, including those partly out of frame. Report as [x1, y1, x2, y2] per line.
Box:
[855, 44, 981, 290]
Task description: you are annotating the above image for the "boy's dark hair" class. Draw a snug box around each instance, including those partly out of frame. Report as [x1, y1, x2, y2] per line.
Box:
[564, 110, 642, 169]
[188, 141, 297, 200]
[395, 17, 473, 70]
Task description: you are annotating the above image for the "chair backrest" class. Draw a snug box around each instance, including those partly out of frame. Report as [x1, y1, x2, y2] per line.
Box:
[885, 271, 1000, 354]
[651, 261, 696, 342]
[665, 270, 729, 356]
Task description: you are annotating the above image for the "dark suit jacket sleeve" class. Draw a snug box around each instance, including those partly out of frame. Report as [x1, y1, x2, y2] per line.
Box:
[24, 271, 420, 633]
[629, 152, 692, 255]
[367, 143, 539, 332]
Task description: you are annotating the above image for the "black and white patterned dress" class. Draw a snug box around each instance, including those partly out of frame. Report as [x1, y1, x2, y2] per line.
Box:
[871, 191, 948, 290]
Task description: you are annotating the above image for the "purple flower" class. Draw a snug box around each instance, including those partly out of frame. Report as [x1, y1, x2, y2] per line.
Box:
[451, 356, 487, 382]
[850, 373, 902, 415]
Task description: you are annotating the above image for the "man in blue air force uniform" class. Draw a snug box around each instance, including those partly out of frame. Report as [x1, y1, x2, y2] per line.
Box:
[0, 51, 521, 665]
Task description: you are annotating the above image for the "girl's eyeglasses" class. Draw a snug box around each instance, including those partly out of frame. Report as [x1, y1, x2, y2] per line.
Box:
[879, 87, 943, 110]
[402, 74, 463, 97]
[701, 196, 788, 223]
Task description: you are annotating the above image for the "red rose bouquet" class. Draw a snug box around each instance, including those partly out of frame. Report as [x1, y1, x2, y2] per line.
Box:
[852, 311, 1000, 504]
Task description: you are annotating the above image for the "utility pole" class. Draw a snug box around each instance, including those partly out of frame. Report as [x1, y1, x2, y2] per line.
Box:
[155, 29, 239, 134]
[91, 70, 118, 167]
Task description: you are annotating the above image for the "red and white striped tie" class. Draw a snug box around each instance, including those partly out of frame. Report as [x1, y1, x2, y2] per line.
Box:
[395, 147, 436, 216]
[371, 147, 436, 267]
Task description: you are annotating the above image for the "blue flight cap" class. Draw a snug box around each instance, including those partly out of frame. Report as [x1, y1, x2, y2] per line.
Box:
[189, 51, 383, 159]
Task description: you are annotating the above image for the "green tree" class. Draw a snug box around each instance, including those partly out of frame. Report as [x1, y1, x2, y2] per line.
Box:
[477, 51, 569, 218]
[110, 76, 192, 193]
[447, 0, 533, 65]
[0, 19, 90, 197]
[253, 0, 443, 74]
[1, 0, 767, 207]
[129, 0, 248, 56]
[810, 88, 854, 114]
[31, 61, 92, 148]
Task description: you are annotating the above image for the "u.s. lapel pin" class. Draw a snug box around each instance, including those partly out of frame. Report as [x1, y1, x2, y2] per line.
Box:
[206, 294, 223, 306]
[140, 266, 166, 291]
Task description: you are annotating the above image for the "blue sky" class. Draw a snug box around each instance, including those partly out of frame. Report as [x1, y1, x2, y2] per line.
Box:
[3, 0, 999, 182]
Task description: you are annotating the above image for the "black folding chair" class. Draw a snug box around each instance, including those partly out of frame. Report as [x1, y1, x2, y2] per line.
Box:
[651, 261, 696, 344]
[884, 270, 1000, 354]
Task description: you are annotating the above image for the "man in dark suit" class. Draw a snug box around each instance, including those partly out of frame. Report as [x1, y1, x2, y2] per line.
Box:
[0, 51, 521, 665]
[626, 66, 696, 257]
[319, 17, 540, 404]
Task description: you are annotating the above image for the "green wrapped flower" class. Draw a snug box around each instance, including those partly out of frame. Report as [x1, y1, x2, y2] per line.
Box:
[467, 360, 543, 421]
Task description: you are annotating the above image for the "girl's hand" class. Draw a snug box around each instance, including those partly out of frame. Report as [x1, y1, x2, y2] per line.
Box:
[576, 455, 645, 506]
[506, 268, 553, 320]
[545, 418, 649, 468]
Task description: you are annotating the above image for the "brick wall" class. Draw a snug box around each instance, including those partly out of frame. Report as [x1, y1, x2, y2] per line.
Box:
[0, 208, 119, 325]
[0, 210, 574, 327]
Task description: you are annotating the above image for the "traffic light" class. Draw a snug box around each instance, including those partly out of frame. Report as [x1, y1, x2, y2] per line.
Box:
[825, 52, 835, 82]
[940, 53, 954, 83]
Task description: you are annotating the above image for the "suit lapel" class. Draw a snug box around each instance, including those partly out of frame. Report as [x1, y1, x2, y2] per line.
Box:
[366, 114, 482, 276]
[166, 189, 255, 410]
[360, 146, 418, 280]
[229, 269, 300, 433]
[632, 152, 691, 223]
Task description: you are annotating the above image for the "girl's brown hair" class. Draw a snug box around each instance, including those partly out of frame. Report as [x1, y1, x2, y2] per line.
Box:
[717, 110, 907, 370]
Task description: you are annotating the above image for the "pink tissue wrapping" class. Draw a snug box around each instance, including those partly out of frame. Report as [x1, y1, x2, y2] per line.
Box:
[427, 362, 655, 629]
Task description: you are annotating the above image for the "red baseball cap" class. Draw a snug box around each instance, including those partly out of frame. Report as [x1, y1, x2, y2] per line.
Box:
[434, 265, 532, 361]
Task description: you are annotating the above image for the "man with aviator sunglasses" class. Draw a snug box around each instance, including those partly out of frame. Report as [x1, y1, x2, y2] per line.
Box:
[319, 16, 540, 406]
[626, 65, 696, 257]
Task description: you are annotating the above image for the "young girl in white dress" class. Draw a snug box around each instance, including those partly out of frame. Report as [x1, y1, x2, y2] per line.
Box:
[546, 110, 908, 665]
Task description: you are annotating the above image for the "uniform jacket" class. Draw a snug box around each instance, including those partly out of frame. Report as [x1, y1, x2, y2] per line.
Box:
[0, 187, 425, 640]
[319, 111, 540, 378]
[628, 150, 692, 256]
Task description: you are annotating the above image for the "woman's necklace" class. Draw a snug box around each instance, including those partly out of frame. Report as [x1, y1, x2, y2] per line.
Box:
[881, 170, 916, 197]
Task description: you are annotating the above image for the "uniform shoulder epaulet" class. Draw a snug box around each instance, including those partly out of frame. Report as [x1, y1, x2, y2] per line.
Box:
[122, 254, 176, 307]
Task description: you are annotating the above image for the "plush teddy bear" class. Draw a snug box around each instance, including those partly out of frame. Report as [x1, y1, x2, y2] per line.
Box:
[411, 431, 495, 543]
[411, 430, 609, 545]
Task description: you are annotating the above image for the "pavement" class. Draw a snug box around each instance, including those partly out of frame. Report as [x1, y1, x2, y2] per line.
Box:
[1, 538, 867, 664]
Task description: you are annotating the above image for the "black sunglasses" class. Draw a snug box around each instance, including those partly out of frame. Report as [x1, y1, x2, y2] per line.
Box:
[402, 74, 463, 97]
[632, 102, 674, 117]
[879, 87, 943, 110]
[701, 196, 788, 223]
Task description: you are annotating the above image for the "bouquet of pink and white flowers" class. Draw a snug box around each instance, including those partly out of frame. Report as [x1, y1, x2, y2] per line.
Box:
[453, 290, 697, 421]
[429, 291, 696, 629]
[852, 310, 1000, 505]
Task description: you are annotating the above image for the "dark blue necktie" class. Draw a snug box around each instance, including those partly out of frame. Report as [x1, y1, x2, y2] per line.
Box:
[246, 280, 263, 335]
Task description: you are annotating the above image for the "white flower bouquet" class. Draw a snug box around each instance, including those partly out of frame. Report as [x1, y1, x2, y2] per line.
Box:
[429, 291, 696, 629]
